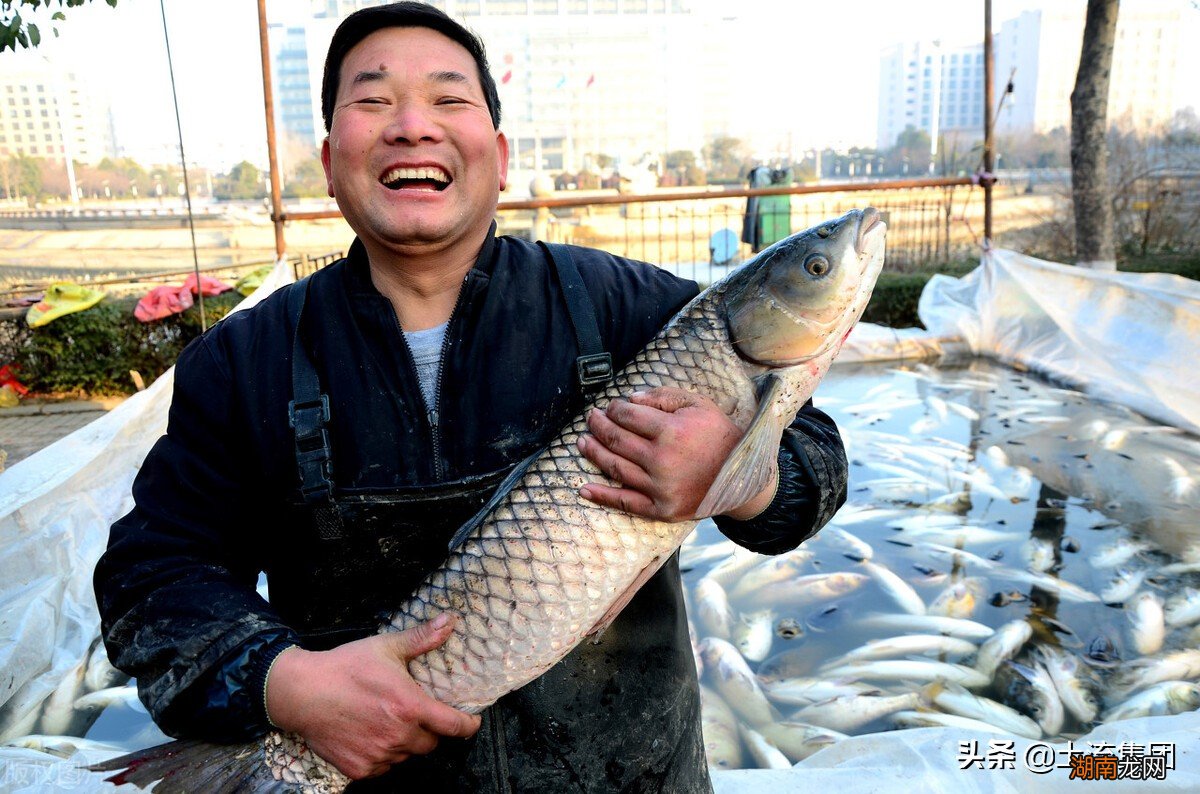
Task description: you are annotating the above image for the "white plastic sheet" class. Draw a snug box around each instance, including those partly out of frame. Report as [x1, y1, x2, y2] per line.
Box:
[0, 260, 294, 744]
[4, 248, 1200, 789]
[918, 248, 1200, 435]
[713, 712, 1200, 792]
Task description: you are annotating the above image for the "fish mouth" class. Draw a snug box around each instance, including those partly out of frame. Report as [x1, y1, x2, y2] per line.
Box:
[856, 207, 885, 256]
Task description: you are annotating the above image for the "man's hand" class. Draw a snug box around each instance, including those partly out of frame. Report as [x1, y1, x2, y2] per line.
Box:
[576, 387, 777, 521]
[265, 614, 481, 780]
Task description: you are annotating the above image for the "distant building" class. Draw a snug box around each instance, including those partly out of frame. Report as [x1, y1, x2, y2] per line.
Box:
[270, 0, 736, 176]
[879, 2, 1192, 152]
[0, 53, 116, 165]
[995, 4, 1188, 136]
[877, 40, 984, 153]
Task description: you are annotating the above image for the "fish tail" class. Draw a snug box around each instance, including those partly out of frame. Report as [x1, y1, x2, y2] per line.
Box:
[86, 738, 282, 793]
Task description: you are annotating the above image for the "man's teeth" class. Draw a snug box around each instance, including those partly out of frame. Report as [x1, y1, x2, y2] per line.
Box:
[381, 167, 449, 185]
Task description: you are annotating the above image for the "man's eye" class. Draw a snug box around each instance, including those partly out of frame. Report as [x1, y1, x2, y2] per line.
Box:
[354, 97, 386, 105]
[437, 97, 466, 105]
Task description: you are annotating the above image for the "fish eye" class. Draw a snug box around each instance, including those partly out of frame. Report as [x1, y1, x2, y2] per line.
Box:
[804, 254, 831, 277]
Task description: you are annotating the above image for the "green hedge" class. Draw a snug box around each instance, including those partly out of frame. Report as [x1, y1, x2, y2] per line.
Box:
[0, 292, 244, 396]
[3, 256, 1196, 396]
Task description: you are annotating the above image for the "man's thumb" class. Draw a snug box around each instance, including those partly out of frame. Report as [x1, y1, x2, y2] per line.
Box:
[387, 613, 456, 660]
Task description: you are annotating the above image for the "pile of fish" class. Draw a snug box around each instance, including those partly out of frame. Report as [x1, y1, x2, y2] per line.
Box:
[682, 359, 1200, 769]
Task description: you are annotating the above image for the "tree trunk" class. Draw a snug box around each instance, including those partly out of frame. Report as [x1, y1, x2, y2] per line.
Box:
[1070, 0, 1119, 270]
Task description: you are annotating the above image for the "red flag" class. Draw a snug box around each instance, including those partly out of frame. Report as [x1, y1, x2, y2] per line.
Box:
[586, 74, 595, 88]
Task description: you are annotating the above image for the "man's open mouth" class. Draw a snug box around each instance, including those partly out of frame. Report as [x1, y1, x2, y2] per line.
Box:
[380, 166, 451, 192]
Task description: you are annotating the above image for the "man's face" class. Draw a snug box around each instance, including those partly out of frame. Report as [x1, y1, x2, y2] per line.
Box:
[321, 26, 508, 255]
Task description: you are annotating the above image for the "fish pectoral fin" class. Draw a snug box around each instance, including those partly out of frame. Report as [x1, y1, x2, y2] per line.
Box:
[586, 555, 669, 643]
[696, 373, 788, 519]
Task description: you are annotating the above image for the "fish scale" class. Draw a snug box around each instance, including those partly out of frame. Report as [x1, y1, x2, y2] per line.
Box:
[393, 290, 761, 711]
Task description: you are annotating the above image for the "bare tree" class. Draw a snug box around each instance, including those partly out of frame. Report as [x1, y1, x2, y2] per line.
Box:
[1070, 0, 1120, 269]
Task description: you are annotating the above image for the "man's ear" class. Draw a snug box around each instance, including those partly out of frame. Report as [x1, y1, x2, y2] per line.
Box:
[321, 137, 335, 198]
[496, 131, 509, 192]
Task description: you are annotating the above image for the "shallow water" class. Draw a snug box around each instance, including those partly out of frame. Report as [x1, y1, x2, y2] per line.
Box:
[12, 358, 1200, 767]
[684, 358, 1200, 767]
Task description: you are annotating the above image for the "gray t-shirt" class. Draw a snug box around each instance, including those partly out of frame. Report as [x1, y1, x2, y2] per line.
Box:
[403, 322, 448, 415]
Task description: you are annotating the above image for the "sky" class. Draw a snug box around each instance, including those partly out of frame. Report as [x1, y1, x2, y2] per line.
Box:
[9, 0, 1200, 172]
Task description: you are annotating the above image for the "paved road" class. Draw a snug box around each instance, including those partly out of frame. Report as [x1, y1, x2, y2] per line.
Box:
[0, 398, 123, 471]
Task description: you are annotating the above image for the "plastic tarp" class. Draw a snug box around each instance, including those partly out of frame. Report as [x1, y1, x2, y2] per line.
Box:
[919, 247, 1200, 436]
[0, 260, 294, 750]
[4, 249, 1200, 790]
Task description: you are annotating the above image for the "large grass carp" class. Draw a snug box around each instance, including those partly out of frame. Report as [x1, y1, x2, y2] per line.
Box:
[91, 208, 886, 791]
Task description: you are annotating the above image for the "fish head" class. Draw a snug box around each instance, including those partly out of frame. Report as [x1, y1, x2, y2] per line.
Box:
[725, 207, 886, 366]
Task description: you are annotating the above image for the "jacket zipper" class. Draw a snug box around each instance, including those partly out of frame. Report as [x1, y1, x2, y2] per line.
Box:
[489, 703, 512, 794]
[391, 271, 473, 482]
[428, 271, 472, 481]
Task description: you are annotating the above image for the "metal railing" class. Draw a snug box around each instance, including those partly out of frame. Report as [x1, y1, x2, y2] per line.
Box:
[279, 177, 981, 284]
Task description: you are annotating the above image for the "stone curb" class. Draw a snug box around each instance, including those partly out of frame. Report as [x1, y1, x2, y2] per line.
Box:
[0, 396, 125, 416]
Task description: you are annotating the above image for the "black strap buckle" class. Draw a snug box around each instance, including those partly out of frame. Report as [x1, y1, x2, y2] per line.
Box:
[576, 353, 613, 390]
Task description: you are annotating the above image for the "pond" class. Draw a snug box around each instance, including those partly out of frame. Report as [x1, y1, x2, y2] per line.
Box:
[683, 358, 1200, 768]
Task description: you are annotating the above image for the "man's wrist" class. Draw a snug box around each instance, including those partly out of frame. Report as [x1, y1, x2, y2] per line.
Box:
[720, 464, 780, 521]
[254, 639, 302, 730]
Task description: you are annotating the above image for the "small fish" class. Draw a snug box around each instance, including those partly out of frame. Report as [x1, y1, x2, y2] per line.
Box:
[706, 547, 769, 589]
[694, 576, 736, 641]
[757, 721, 847, 763]
[680, 538, 741, 570]
[821, 634, 977, 668]
[922, 681, 1042, 739]
[891, 710, 1012, 735]
[821, 659, 990, 689]
[1100, 681, 1200, 723]
[738, 724, 792, 769]
[974, 620, 1033, 679]
[72, 685, 146, 714]
[1101, 568, 1147, 604]
[853, 613, 994, 640]
[1035, 646, 1100, 724]
[727, 549, 814, 601]
[1126, 591, 1166, 656]
[1112, 650, 1200, 696]
[752, 572, 868, 609]
[1164, 588, 1200, 628]
[1090, 538, 1152, 569]
[700, 637, 778, 727]
[860, 560, 925, 615]
[790, 692, 921, 733]
[732, 609, 776, 663]
[761, 677, 878, 707]
[928, 578, 985, 619]
[1023, 538, 1057, 573]
[993, 567, 1101, 604]
[820, 526, 874, 562]
[998, 660, 1064, 736]
[699, 685, 744, 770]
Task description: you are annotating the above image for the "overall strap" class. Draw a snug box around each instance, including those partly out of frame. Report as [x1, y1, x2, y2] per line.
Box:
[287, 275, 345, 540]
[537, 241, 613, 395]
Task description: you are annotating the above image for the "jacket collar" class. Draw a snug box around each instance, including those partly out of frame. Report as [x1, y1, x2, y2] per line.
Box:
[343, 221, 499, 297]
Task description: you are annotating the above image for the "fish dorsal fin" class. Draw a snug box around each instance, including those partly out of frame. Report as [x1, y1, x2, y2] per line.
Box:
[447, 449, 543, 552]
[696, 373, 788, 518]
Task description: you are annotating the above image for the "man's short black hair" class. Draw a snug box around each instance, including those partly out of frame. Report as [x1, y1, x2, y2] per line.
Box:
[321, 1, 502, 133]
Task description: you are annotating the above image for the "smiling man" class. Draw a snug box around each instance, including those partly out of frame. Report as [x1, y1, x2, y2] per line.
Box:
[94, 3, 848, 790]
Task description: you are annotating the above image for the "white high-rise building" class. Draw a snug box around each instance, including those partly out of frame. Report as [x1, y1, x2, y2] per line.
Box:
[877, 40, 984, 152]
[0, 52, 116, 165]
[995, 4, 1190, 136]
[270, 0, 737, 174]
[879, 2, 1196, 150]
